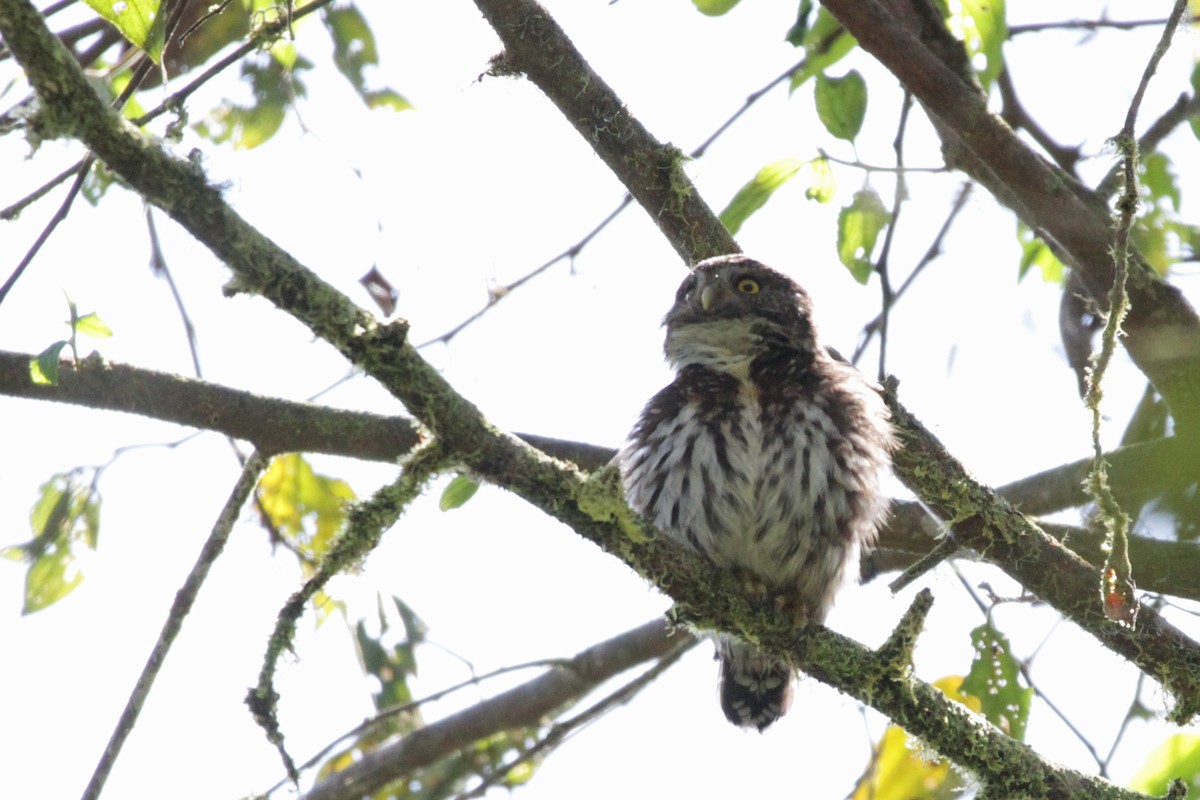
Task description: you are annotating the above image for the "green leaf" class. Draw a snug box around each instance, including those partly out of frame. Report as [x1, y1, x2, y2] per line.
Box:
[194, 56, 311, 149]
[81, 0, 166, 63]
[814, 70, 867, 141]
[691, 0, 741, 15]
[363, 88, 413, 112]
[790, 9, 856, 91]
[956, 0, 1007, 90]
[719, 158, 806, 235]
[1191, 63, 1200, 141]
[837, 189, 890, 283]
[9, 474, 102, 613]
[963, 621, 1032, 740]
[1016, 223, 1064, 283]
[805, 156, 836, 202]
[1142, 152, 1181, 212]
[75, 312, 113, 339]
[324, 4, 412, 111]
[22, 547, 83, 614]
[1128, 734, 1200, 794]
[30, 341, 68, 385]
[784, 0, 815, 47]
[439, 475, 480, 511]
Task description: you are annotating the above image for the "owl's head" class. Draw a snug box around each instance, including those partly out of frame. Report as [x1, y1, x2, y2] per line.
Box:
[663, 254, 817, 374]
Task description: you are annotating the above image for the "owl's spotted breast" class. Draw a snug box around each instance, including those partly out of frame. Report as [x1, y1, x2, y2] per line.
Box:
[618, 254, 893, 731]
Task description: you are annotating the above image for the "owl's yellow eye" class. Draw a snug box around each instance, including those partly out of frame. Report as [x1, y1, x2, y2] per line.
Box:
[736, 277, 760, 294]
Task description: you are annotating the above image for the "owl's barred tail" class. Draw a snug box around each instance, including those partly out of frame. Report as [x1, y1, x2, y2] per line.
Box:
[718, 653, 794, 731]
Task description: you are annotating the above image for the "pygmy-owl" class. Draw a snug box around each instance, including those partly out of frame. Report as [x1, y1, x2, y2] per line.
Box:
[618, 254, 894, 731]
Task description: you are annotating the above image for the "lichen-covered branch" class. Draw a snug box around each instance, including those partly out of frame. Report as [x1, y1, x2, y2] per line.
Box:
[886, 390, 1200, 722]
[0, 0, 1193, 793]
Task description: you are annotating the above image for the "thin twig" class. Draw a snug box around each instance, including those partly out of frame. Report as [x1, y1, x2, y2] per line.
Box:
[145, 207, 204, 377]
[1008, 17, 1171, 37]
[867, 91, 913, 381]
[261, 658, 568, 796]
[79, 451, 269, 800]
[0, 157, 88, 221]
[419, 53, 832, 349]
[951, 565, 1107, 774]
[0, 157, 91, 307]
[453, 643, 690, 800]
[852, 181, 973, 364]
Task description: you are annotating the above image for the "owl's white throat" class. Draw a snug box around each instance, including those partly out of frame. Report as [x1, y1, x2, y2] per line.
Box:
[665, 318, 761, 379]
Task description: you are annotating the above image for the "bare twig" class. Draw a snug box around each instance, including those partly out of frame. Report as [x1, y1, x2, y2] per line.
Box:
[80, 451, 268, 800]
[303, 619, 692, 800]
[0, 157, 91, 306]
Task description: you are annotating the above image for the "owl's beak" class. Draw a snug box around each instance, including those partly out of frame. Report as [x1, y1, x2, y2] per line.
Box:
[700, 282, 721, 311]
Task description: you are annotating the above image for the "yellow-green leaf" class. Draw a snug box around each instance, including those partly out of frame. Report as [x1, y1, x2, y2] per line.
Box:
[805, 156, 836, 203]
[324, 4, 412, 112]
[75, 313, 113, 339]
[81, 0, 166, 63]
[439, 475, 480, 511]
[837, 189, 890, 283]
[956, 0, 1007, 90]
[1128, 734, 1200, 795]
[815, 69, 867, 141]
[23, 548, 84, 614]
[30, 341, 68, 386]
[790, 9, 856, 91]
[719, 158, 806, 235]
[691, 0, 741, 15]
[963, 621, 1032, 740]
[1016, 223, 1065, 283]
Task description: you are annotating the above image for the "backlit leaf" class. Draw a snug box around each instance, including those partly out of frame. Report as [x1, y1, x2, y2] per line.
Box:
[1128, 734, 1200, 795]
[956, 0, 1007, 90]
[963, 621, 1032, 740]
[257, 454, 355, 568]
[82, 0, 166, 62]
[719, 158, 806, 235]
[1016, 223, 1064, 283]
[691, 0, 741, 15]
[324, 4, 412, 112]
[805, 155, 836, 202]
[194, 55, 311, 149]
[9, 474, 102, 613]
[30, 341, 68, 385]
[790, 9, 856, 91]
[22, 548, 83, 613]
[837, 189, 890, 283]
[75, 312, 113, 339]
[851, 676, 974, 800]
[814, 69, 867, 141]
[440, 475, 481, 511]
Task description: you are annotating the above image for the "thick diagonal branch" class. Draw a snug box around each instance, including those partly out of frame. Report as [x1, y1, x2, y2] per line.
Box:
[0, 0, 1194, 792]
[819, 0, 1200, 435]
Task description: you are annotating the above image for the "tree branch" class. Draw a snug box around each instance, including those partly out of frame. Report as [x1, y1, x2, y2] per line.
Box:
[303, 618, 693, 800]
[819, 0, 1200, 435]
[474, 0, 738, 265]
[1, 0, 1196, 794]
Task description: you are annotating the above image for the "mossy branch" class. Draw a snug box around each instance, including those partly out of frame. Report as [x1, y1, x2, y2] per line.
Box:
[0, 0, 1193, 794]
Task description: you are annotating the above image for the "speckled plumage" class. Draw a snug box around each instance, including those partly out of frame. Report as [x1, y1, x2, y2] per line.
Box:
[618, 255, 893, 731]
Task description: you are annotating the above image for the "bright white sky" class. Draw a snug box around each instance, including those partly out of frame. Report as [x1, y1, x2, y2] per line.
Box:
[2, 1, 1199, 798]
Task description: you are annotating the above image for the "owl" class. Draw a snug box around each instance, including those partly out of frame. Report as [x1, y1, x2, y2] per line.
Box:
[618, 254, 894, 731]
